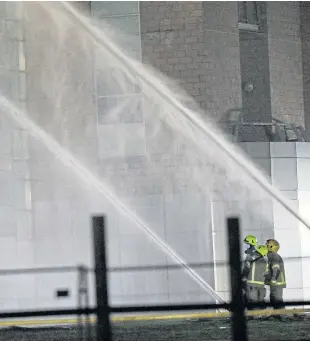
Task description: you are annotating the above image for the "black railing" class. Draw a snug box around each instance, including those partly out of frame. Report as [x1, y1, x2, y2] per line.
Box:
[91, 215, 310, 341]
[220, 109, 309, 142]
[0, 254, 306, 277]
[0, 215, 308, 341]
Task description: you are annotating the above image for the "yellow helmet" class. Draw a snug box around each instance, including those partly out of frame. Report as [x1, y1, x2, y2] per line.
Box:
[255, 244, 268, 257]
[244, 235, 258, 246]
[266, 239, 280, 253]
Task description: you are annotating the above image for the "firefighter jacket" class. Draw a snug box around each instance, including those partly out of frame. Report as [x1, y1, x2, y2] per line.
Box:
[244, 245, 256, 256]
[242, 251, 267, 288]
[265, 252, 286, 288]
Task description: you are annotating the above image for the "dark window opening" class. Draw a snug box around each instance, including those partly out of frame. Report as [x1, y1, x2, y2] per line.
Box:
[56, 289, 70, 298]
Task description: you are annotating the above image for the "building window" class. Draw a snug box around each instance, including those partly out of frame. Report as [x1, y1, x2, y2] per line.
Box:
[238, 2, 258, 25]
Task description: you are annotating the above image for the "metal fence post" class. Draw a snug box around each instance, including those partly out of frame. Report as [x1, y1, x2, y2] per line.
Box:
[77, 265, 92, 341]
[227, 217, 248, 341]
[77, 266, 83, 341]
[92, 215, 112, 341]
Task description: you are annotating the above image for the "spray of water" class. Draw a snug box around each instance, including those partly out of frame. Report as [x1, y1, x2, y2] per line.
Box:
[59, 1, 310, 232]
[0, 96, 225, 303]
[4, 1, 306, 307]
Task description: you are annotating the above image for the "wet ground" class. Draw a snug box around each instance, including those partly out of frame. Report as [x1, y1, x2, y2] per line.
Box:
[0, 316, 309, 341]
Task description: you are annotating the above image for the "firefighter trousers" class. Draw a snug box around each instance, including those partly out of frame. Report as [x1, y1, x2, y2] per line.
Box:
[246, 285, 266, 310]
[270, 286, 285, 309]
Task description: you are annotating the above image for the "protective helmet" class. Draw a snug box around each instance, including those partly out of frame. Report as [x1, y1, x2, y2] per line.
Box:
[266, 239, 280, 253]
[255, 244, 268, 257]
[244, 235, 258, 246]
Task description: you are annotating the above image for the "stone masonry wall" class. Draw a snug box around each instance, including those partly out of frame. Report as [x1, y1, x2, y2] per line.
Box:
[301, 2, 310, 133]
[267, 1, 305, 127]
[140, 1, 242, 119]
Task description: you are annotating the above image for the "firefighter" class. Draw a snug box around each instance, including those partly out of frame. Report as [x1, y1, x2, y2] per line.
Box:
[243, 235, 258, 256]
[264, 239, 286, 309]
[242, 244, 268, 310]
[242, 235, 259, 306]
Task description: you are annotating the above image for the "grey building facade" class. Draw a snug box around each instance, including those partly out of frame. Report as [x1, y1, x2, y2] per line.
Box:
[0, 1, 310, 313]
[137, 2, 309, 129]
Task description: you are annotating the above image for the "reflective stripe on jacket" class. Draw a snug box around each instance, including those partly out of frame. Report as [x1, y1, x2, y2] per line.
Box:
[243, 251, 267, 287]
[266, 252, 286, 288]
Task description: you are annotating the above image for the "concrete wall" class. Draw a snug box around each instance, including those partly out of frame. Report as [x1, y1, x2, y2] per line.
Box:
[139, 1, 310, 129]
[0, 2, 34, 310]
[139, 1, 310, 133]
[240, 142, 310, 303]
[238, 2, 273, 142]
[1, 1, 310, 312]
[272, 143, 310, 303]
[0, 1, 99, 310]
[301, 2, 310, 133]
[239, 2, 272, 125]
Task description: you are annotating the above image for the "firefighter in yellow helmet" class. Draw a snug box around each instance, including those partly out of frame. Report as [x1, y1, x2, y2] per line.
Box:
[264, 239, 286, 309]
[242, 244, 268, 310]
[243, 235, 258, 256]
[242, 235, 259, 306]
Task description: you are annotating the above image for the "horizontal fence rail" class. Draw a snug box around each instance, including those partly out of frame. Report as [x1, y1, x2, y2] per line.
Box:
[0, 300, 309, 319]
[0, 215, 309, 341]
[0, 266, 81, 276]
[0, 253, 307, 276]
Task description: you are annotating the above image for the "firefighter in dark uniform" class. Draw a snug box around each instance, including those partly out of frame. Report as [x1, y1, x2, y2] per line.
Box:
[242, 235, 259, 306]
[242, 244, 268, 310]
[264, 239, 286, 309]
